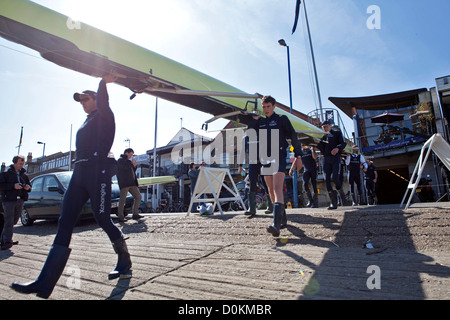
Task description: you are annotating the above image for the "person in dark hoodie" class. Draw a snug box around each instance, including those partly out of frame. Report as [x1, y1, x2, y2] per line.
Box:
[0, 155, 31, 250]
[11, 72, 132, 299]
[117, 148, 142, 221]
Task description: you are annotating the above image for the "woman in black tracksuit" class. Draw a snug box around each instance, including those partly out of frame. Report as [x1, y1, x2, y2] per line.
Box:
[258, 96, 302, 237]
[11, 73, 131, 299]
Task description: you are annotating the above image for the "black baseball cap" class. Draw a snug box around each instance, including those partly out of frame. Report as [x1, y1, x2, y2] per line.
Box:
[322, 120, 332, 126]
[74, 90, 97, 102]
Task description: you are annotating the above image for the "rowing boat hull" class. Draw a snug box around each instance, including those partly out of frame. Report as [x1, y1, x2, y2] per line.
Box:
[0, 0, 324, 137]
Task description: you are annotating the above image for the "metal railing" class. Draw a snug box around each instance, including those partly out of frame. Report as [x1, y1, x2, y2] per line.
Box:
[307, 108, 352, 143]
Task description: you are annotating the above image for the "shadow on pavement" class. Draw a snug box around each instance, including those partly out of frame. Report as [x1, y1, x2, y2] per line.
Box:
[291, 206, 450, 299]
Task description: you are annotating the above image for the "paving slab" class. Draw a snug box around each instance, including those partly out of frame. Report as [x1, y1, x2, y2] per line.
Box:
[0, 202, 449, 301]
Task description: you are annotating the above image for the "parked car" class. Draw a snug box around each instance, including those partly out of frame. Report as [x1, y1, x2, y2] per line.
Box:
[21, 171, 133, 226]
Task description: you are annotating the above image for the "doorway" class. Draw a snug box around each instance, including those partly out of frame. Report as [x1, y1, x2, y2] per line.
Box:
[375, 166, 409, 204]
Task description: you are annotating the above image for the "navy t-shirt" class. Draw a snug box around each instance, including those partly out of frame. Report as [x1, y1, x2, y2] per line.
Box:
[365, 165, 376, 181]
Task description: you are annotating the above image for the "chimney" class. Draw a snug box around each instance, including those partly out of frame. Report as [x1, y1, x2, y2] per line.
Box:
[1, 162, 5, 173]
[27, 152, 33, 163]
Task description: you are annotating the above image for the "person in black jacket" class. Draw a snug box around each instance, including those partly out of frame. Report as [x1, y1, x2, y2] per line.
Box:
[364, 160, 378, 205]
[258, 96, 302, 237]
[11, 72, 132, 299]
[315, 120, 349, 209]
[290, 144, 319, 208]
[117, 148, 142, 221]
[346, 145, 368, 206]
[0, 155, 31, 250]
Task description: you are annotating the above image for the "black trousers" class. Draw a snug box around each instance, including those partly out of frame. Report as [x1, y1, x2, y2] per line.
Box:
[323, 156, 342, 192]
[365, 179, 376, 200]
[303, 170, 317, 194]
[349, 173, 362, 194]
[248, 163, 261, 193]
[53, 160, 122, 248]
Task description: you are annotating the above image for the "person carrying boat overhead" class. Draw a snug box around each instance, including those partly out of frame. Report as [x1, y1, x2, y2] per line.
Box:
[11, 72, 132, 299]
[257, 96, 302, 237]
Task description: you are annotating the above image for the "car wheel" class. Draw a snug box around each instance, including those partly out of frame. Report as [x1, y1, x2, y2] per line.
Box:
[21, 208, 34, 226]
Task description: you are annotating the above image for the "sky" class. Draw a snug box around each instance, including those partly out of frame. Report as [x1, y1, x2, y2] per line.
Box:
[1, 0, 450, 166]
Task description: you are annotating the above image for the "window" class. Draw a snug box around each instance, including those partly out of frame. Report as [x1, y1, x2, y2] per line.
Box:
[164, 160, 172, 168]
[56, 173, 72, 189]
[356, 101, 430, 153]
[43, 176, 59, 191]
[31, 177, 44, 192]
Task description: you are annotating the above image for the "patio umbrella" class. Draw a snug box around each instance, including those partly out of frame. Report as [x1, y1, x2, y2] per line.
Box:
[371, 112, 404, 124]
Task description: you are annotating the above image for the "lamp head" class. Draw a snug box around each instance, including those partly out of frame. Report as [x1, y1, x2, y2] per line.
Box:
[278, 39, 287, 47]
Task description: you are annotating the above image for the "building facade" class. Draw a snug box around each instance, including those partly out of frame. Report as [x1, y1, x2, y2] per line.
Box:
[329, 77, 450, 204]
[25, 151, 76, 179]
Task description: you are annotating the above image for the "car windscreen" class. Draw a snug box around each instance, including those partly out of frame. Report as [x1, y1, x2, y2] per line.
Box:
[56, 173, 72, 189]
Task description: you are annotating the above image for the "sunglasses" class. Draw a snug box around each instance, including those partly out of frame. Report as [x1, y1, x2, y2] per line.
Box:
[80, 97, 91, 103]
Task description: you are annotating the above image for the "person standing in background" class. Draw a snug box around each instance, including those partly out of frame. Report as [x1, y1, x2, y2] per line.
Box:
[289, 144, 319, 208]
[346, 145, 368, 206]
[188, 162, 199, 197]
[0, 155, 31, 250]
[364, 160, 378, 205]
[117, 148, 143, 221]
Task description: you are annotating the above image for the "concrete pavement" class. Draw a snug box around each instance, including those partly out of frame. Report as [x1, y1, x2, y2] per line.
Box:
[0, 202, 449, 301]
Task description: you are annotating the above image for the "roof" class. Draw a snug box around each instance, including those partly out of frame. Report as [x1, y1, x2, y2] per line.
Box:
[328, 88, 428, 118]
[146, 128, 212, 155]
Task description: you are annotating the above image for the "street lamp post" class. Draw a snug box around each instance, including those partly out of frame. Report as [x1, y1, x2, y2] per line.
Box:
[37, 141, 46, 174]
[278, 39, 298, 208]
[278, 39, 293, 115]
[152, 97, 158, 211]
